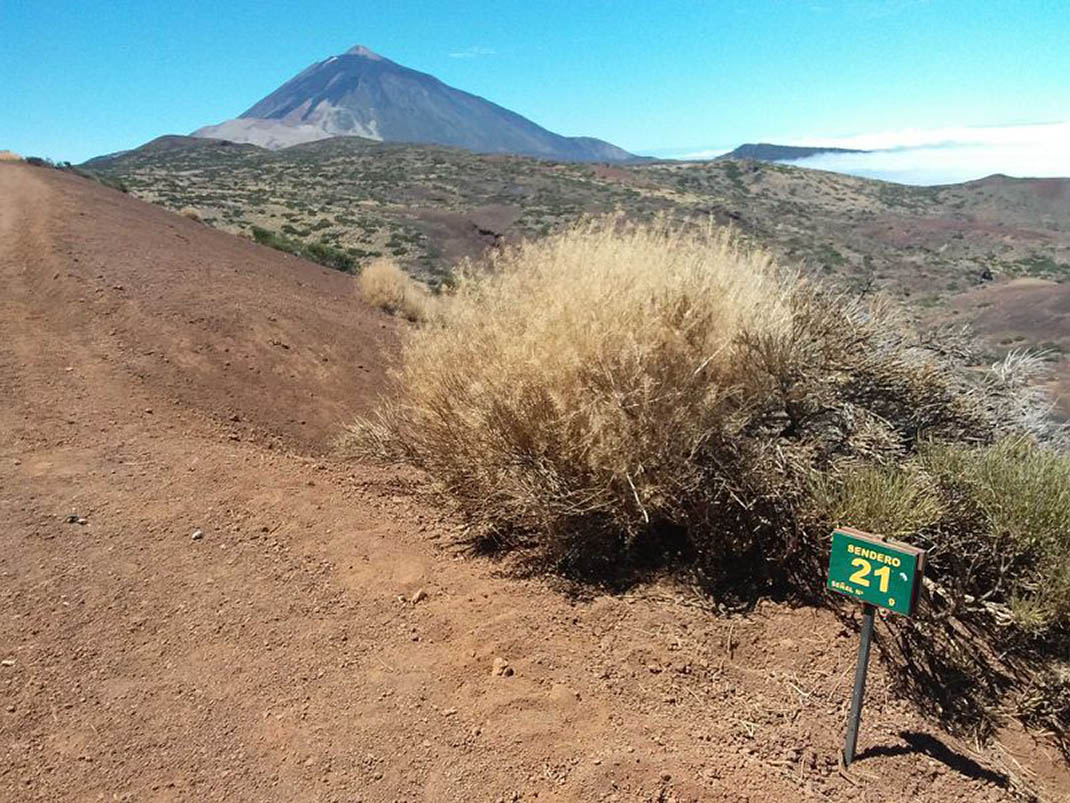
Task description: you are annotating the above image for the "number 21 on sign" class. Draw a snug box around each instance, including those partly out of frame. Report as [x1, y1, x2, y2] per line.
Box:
[850, 559, 892, 592]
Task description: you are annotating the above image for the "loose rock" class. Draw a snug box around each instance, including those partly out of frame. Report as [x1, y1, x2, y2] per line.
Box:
[491, 657, 513, 677]
[191, 529, 204, 541]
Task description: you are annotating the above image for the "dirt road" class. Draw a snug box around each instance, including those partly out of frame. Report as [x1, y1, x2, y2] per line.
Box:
[1, 164, 1064, 801]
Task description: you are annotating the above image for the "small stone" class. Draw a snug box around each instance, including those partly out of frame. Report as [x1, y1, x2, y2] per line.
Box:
[144, 408, 153, 414]
[65, 514, 79, 524]
[191, 529, 204, 541]
[442, 708, 457, 717]
[1, 659, 14, 667]
[5, 704, 14, 713]
[12, 459, 20, 466]
[491, 657, 513, 677]
[411, 589, 427, 604]
[76, 517, 88, 526]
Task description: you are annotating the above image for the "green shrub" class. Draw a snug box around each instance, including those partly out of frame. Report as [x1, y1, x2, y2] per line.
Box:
[250, 226, 355, 273]
[919, 439, 1070, 632]
[814, 438, 1070, 633]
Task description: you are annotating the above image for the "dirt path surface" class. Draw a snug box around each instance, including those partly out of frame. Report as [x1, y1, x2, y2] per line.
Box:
[1, 164, 1066, 802]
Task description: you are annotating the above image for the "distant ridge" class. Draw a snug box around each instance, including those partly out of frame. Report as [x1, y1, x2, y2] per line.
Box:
[83, 136, 261, 167]
[193, 45, 640, 162]
[717, 142, 868, 162]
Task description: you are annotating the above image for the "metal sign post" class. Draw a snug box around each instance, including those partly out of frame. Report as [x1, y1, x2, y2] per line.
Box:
[843, 602, 875, 765]
[826, 527, 925, 768]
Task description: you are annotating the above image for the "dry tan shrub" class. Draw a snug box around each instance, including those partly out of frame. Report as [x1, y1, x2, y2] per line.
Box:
[350, 219, 799, 565]
[357, 257, 434, 321]
[179, 207, 203, 223]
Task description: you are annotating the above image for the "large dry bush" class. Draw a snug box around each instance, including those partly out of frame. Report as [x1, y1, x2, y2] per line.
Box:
[355, 220, 795, 565]
[349, 218, 1068, 740]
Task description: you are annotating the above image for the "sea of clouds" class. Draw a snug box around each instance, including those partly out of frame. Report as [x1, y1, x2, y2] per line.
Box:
[665, 121, 1070, 185]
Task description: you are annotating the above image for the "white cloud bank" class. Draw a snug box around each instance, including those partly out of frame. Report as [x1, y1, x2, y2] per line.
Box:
[662, 122, 1070, 185]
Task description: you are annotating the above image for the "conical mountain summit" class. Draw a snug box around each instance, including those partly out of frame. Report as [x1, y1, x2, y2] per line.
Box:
[193, 45, 637, 161]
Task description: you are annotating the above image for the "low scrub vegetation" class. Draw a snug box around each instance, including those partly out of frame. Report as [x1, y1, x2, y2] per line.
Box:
[249, 225, 355, 273]
[349, 219, 1069, 745]
[356, 257, 435, 322]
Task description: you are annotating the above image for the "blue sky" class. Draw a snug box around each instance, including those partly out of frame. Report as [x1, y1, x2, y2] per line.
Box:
[2, 0, 1068, 182]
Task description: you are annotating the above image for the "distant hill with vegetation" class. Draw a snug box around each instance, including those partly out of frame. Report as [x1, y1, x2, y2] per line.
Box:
[716, 142, 868, 162]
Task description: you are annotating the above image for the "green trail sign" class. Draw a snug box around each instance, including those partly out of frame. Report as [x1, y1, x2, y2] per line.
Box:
[827, 526, 926, 767]
[827, 527, 925, 617]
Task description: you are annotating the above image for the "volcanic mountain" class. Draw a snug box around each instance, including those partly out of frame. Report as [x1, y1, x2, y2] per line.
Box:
[193, 45, 638, 162]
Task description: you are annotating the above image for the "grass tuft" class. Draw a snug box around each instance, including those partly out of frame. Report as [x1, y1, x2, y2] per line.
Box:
[356, 257, 435, 322]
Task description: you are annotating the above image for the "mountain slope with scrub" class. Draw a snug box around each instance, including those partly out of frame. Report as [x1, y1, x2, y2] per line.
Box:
[88, 135, 1070, 408]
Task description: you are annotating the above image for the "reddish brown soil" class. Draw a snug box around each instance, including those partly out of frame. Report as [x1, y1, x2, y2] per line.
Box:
[2, 164, 1067, 802]
[859, 216, 1055, 249]
[946, 277, 1070, 413]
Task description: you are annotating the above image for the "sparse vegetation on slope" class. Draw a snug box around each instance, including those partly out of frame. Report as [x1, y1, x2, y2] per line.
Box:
[87, 137, 1070, 303]
[350, 219, 1069, 746]
[250, 225, 355, 272]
